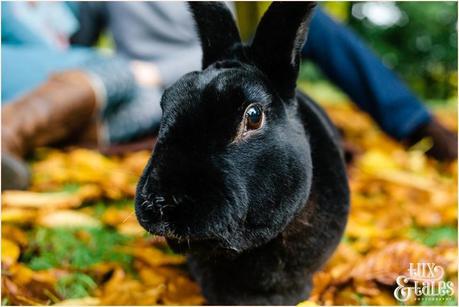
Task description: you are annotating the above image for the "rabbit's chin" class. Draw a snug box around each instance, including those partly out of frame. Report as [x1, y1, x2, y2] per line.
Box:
[166, 237, 240, 256]
[137, 216, 246, 255]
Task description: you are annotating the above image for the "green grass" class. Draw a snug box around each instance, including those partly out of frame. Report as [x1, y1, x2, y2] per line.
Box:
[56, 272, 97, 299]
[23, 227, 133, 271]
[408, 225, 458, 247]
[419, 294, 457, 306]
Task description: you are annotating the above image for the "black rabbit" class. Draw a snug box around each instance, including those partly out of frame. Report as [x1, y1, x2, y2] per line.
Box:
[135, 1, 349, 305]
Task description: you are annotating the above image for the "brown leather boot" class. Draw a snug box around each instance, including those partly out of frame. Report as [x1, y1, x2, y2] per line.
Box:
[2, 70, 100, 190]
[405, 117, 458, 161]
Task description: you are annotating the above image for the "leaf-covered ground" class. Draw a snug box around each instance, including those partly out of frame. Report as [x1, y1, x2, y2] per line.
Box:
[2, 102, 457, 306]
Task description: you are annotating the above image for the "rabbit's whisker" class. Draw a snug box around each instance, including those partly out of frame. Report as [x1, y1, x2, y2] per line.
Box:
[121, 211, 135, 224]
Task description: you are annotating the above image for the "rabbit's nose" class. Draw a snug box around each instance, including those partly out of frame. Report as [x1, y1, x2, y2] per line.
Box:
[153, 195, 166, 206]
[144, 191, 186, 209]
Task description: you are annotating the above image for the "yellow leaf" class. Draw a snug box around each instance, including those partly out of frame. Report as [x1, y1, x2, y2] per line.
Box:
[297, 300, 318, 306]
[1, 238, 20, 265]
[37, 210, 101, 228]
[2, 225, 28, 247]
[1, 208, 37, 224]
[2, 190, 81, 209]
[56, 297, 100, 306]
[129, 246, 186, 267]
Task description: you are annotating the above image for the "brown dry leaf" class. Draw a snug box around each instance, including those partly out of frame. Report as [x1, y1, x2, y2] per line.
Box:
[333, 285, 363, 305]
[434, 243, 458, 277]
[120, 150, 151, 175]
[309, 272, 332, 302]
[319, 243, 361, 286]
[30, 148, 141, 199]
[116, 222, 145, 236]
[365, 290, 398, 306]
[138, 267, 168, 288]
[2, 224, 29, 247]
[162, 275, 205, 305]
[353, 279, 381, 296]
[350, 240, 446, 286]
[129, 246, 186, 267]
[67, 149, 119, 183]
[4, 103, 455, 306]
[101, 207, 134, 226]
[96, 267, 165, 305]
[76, 184, 104, 201]
[321, 285, 337, 306]
[85, 262, 120, 285]
[8, 263, 60, 288]
[301, 103, 458, 306]
[2, 277, 48, 306]
[101, 206, 145, 236]
[142, 235, 168, 247]
[3, 263, 61, 304]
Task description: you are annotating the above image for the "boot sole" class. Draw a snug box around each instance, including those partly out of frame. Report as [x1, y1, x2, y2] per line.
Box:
[1, 153, 30, 191]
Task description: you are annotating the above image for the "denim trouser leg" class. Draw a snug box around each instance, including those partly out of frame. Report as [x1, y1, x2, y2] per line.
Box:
[2, 44, 158, 144]
[2, 45, 96, 103]
[104, 86, 163, 144]
[2, 45, 136, 114]
[302, 9, 432, 140]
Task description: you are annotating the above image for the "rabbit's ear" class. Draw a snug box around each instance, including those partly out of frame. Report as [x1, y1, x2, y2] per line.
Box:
[250, 2, 317, 99]
[189, 2, 242, 69]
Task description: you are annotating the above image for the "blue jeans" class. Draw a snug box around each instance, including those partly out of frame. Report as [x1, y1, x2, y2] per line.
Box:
[2, 45, 160, 144]
[1, 1, 157, 143]
[2, 45, 96, 102]
[3, 8, 432, 142]
[303, 8, 432, 140]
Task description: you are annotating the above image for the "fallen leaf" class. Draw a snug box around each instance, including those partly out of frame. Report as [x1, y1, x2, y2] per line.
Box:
[1, 208, 37, 224]
[55, 297, 100, 305]
[1, 238, 20, 265]
[2, 224, 29, 247]
[37, 210, 102, 228]
[2, 191, 81, 209]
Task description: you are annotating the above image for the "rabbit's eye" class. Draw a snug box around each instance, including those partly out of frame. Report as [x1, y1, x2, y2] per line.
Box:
[245, 104, 263, 131]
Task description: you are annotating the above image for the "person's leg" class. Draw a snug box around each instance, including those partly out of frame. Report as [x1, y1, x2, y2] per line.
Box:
[302, 8, 456, 160]
[302, 8, 430, 140]
[102, 86, 163, 144]
[2, 45, 96, 102]
[1, 47, 136, 190]
[2, 69, 98, 190]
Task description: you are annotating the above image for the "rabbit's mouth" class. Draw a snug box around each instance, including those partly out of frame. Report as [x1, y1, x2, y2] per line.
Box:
[137, 202, 243, 254]
[135, 165, 246, 253]
[166, 237, 228, 254]
[138, 217, 237, 254]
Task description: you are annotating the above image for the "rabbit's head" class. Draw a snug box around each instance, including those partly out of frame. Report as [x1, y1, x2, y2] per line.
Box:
[136, 2, 317, 254]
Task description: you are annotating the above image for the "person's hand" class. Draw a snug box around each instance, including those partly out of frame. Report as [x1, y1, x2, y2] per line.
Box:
[406, 117, 458, 161]
[130, 60, 162, 87]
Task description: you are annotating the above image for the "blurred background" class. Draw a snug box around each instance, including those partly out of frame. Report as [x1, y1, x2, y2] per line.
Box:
[91, 2, 458, 105]
[235, 2, 458, 105]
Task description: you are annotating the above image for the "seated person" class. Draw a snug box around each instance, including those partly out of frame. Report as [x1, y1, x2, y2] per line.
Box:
[2, 2, 456, 190]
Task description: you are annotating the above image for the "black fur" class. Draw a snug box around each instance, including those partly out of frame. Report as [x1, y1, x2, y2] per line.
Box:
[135, 1, 349, 305]
[189, 2, 243, 68]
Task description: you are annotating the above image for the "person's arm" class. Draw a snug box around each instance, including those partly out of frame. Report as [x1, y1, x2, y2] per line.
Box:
[128, 47, 202, 88]
[302, 8, 456, 161]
